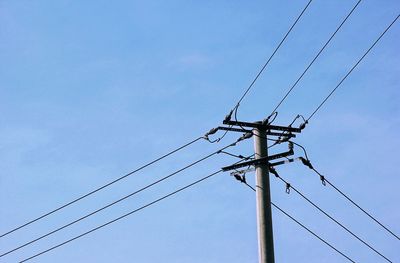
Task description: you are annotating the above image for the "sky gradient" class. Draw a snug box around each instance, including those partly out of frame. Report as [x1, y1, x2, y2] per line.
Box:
[1, 1, 399, 262]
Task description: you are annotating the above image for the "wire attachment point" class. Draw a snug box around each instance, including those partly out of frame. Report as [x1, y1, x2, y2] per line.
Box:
[238, 132, 253, 142]
[285, 183, 291, 194]
[204, 127, 218, 138]
[278, 136, 290, 144]
[263, 112, 278, 125]
[232, 174, 247, 184]
[269, 166, 279, 178]
[320, 175, 326, 186]
[299, 157, 313, 169]
[203, 127, 223, 143]
[299, 120, 308, 130]
[224, 109, 234, 122]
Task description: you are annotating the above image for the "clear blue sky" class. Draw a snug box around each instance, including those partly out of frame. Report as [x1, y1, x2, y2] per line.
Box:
[1, 0, 399, 262]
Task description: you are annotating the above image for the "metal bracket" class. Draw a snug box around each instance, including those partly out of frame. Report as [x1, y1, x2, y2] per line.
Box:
[230, 167, 255, 176]
[217, 126, 252, 133]
[269, 157, 299, 167]
[222, 148, 294, 172]
[217, 126, 296, 138]
[223, 120, 301, 133]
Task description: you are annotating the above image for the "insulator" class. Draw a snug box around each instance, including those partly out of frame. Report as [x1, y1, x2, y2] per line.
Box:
[224, 110, 233, 122]
[299, 120, 308, 130]
[206, 128, 218, 136]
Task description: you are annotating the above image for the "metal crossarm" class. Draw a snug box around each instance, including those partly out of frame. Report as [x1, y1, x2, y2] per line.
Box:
[222, 120, 302, 133]
[217, 126, 296, 138]
[217, 126, 253, 133]
[269, 158, 298, 167]
[222, 149, 294, 171]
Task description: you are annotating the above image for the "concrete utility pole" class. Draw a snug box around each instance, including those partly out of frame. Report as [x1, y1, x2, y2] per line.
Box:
[220, 118, 301, 263]
[253, 127, 275, 263]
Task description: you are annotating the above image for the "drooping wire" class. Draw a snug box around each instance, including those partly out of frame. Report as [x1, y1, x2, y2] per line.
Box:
[307, 13, 400, 122]
[312, 168, 400, 241]
[271, 169, 393, 262]
[19, 169, 224, 263]
[1, 139, 246, 258]
[19, 155, 254, 263]
[269, 0, 362, 116]
[226, 0, 313, 119]
[271, 202, 356, 263]
[289, 141, 310, 161]
[0, 136, 205, 239]
[297, 147, 400, 241]
[206, 129, 230, 143]
[244, 185, 356, 262]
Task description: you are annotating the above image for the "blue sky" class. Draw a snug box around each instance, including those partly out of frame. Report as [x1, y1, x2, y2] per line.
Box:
[0, 0, 399, 262]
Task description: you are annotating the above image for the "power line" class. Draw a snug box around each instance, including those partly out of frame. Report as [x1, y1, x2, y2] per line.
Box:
[0, 139, 244, 258]
[19, 169, 224, 263]
[270, 0, 362, 115]
[272, 171, 393, 262]
[312, 168, 400, 241]
[307, 13, 400, 121]
[227, 0, 313, 118]
[0, 136, 204, 239]
[244, 185, 356, 262]
[271, 202, 356, 263]
[289, 140, 309, 160]
[219, 150, 253, 160]
[296, 147, 400, 241]
[282, 11, 400, 247]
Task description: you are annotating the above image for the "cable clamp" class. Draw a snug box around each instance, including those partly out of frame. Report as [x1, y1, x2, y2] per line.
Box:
[263, 111, 278, 125]
[299, 120, 308, 130]
[285, 183, 291, 194]
[229, 142, 237, 147]
[203, 127, 220, 143]
[224, 109, 234, 122]
[299, 157, 313, 169]
[232, 174, 247, 184]
[276, 135, 290, 144]
[269, 167, 279, 178]
[238, 132, 253, 142]
[320, 175, 326, 186]
[237, 154, 251, 160]
[205, 127, 218, 137]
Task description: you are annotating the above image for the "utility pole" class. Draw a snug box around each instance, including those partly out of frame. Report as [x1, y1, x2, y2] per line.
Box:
[218, 117, 302, 263]
[253, 126, 274, 263]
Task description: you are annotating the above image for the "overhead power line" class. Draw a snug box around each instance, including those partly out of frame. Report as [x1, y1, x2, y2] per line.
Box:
[0, 139, 246, 258]
[271, 170, 393, 262]
[271, 202, 356, 263]
[0, 136, 204, 239]
[243, 185, 356, 262]
[312, 168, 400, 241]
[296, 146, 400, 241]
[19, 169, 223, 262]
[270, 0, 362, 115]
[226, 0, 313, 119]
[307, 13, 400, 121]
